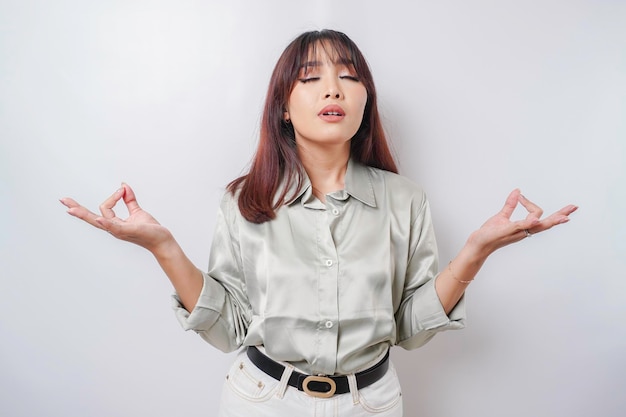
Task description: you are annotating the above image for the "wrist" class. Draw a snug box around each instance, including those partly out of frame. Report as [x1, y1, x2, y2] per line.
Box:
[149, 232, 178, 260]
[459, 235, 491, 267]
[465, 230, 496, 260]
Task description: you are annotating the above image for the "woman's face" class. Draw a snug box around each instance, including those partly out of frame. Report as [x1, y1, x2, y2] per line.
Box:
[285, 44, 368, 150]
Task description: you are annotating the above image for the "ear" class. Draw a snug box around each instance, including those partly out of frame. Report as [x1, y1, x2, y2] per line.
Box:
[283, 110, 290, 122]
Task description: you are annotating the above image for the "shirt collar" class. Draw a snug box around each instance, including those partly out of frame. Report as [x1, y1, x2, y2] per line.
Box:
[284, 159, 377, 208]
[344, 159, 377, 207]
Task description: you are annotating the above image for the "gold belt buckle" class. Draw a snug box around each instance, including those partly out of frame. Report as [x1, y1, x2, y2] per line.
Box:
[302, 375, 337, 398]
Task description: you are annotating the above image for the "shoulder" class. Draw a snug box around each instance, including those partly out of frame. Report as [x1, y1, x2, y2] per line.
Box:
[217, 189, 244, 227]
[367, 166, 427, 207]
[219, 188, 239, 210]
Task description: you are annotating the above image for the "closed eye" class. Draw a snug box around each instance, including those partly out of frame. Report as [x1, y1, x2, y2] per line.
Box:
[340, 75, 360, 82]
[299, 77, 320, 84]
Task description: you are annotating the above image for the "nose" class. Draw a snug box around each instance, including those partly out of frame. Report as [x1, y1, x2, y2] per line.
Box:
[324, 78, 343, 100]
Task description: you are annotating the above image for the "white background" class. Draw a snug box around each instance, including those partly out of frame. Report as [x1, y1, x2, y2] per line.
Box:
[1, 1, 625, 416]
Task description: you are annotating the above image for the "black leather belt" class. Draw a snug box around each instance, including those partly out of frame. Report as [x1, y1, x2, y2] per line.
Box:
[246, 346, 389, 398]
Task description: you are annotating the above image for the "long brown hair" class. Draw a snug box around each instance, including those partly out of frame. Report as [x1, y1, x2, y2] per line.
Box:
[228, 30, 398, 223]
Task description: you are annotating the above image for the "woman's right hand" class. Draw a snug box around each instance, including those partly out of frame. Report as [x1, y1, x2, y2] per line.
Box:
[60, 183, 174, 254]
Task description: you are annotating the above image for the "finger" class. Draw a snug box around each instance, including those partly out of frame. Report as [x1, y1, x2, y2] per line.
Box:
[60, 198, 106, 230]
[99, 187, 124, 219]
[550, 204, 578, 223]
[121, 183, 142, 214]
[518, 193, 544, 221]
[499, 189, 521, 219]
[559, 204, 579, 217]
[527, 204, 578, 234]
[59, 197, 81, 209]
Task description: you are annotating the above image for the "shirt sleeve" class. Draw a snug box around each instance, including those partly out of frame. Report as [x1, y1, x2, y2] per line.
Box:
[394, 191, 466, 350]
[171, 193, 252, 353]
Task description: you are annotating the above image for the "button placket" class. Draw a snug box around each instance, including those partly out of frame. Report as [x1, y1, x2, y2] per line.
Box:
[315, 208, 340, 374]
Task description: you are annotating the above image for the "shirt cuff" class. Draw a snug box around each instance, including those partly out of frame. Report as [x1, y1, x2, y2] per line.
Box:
[397, 277, 466, 350]
[171, 272, 227, 332]
[417, 276, 466, 330]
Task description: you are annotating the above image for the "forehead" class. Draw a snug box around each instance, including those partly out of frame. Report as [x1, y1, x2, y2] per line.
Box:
[300, 41, 355, 69]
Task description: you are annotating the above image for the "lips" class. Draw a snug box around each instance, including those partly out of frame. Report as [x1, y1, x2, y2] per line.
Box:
[318, 105, 345, 122]
[318, 105, 345, 116]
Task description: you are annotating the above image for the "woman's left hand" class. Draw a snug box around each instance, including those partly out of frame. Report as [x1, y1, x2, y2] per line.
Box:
[467, 189, 578, 257]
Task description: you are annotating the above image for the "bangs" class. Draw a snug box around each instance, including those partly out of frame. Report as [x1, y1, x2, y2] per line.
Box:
[290, 30, 370, 82]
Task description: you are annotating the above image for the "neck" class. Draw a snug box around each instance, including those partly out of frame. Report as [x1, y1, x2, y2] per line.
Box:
[297, 142, 350, 200]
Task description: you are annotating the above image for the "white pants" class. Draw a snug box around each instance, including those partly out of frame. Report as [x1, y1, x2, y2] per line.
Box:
[218, 349, 403, 417]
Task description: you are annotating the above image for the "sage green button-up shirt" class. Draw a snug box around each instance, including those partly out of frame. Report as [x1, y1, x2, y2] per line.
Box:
[173, 159, 465, 375]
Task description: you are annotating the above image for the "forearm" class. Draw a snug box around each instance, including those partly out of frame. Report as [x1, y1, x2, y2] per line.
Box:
[435, 241, 489, 314]
[151, 237, 204, 312]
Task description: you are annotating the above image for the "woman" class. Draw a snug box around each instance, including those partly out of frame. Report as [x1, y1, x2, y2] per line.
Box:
[60, 30, 577, 416]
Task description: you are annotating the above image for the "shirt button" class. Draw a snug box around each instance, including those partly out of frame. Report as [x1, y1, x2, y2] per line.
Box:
[325, 320, 334, 328]
[325, 259, 333, 267]
[331, 208, 340, 216]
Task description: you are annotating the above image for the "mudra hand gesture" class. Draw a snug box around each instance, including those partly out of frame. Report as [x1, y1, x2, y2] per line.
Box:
[60, 183, 173, 254]
[468, 188, 578, 257]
